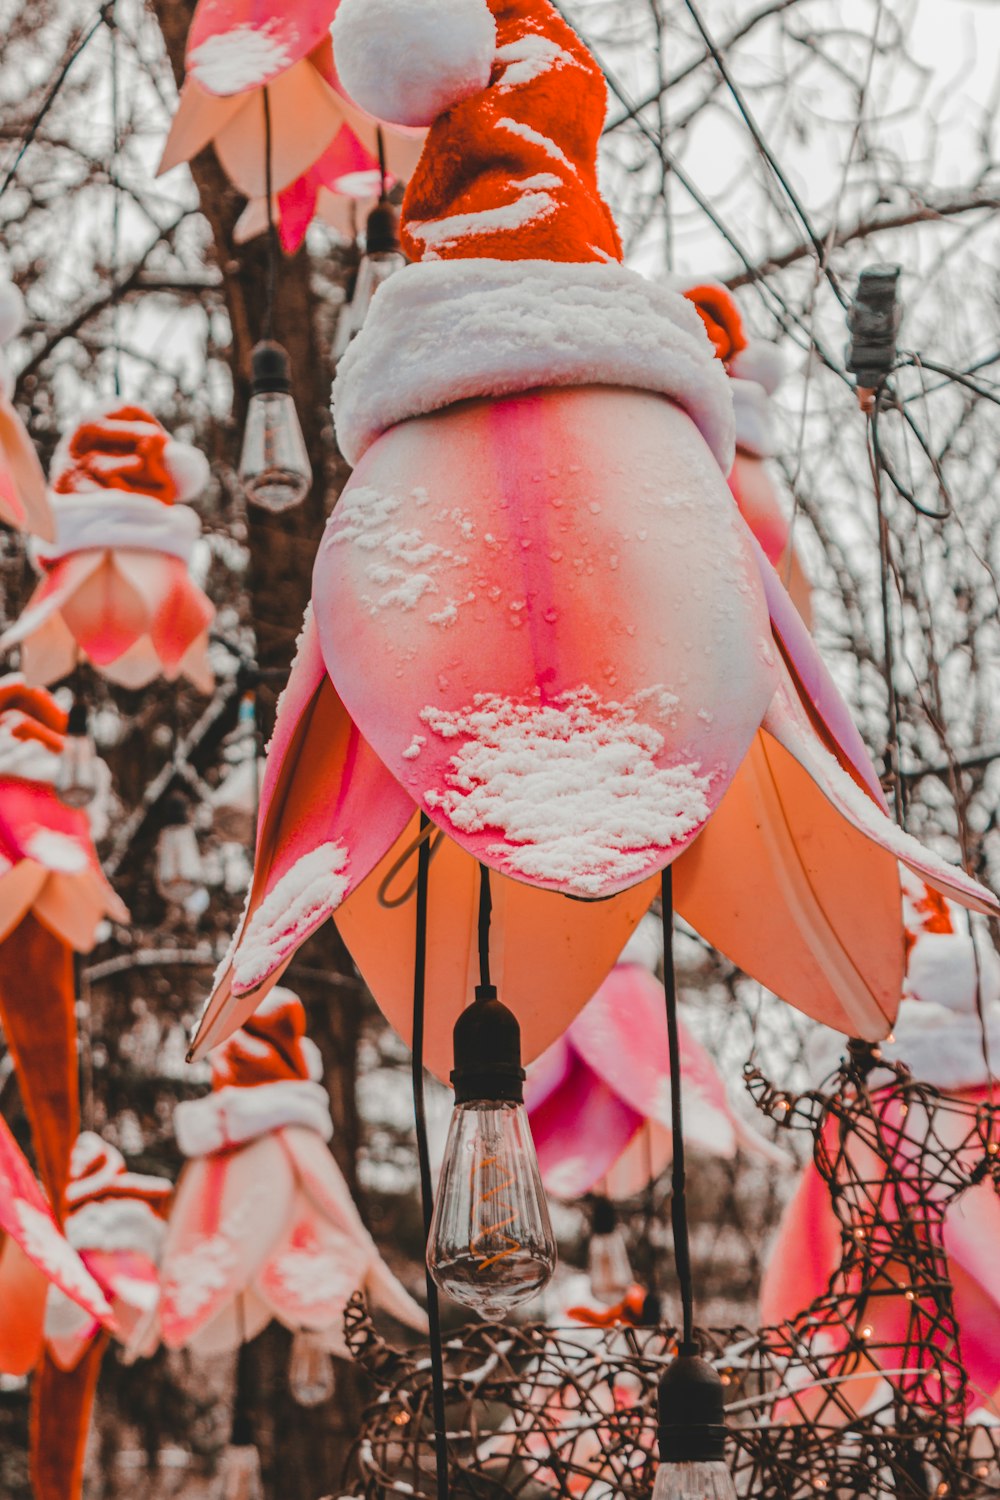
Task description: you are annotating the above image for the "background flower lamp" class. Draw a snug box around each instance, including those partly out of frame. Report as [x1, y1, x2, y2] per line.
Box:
[0, 403, 215, 691]
[0, 274, 53, 541]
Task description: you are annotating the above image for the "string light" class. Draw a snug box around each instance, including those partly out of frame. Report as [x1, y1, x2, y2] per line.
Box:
[587, 1196, 633, 1304]
[57, 698, 98, 807]
[238, 340, 311, 512]
[287, 1330, 336, 1407]
[155, 791, 204, 906]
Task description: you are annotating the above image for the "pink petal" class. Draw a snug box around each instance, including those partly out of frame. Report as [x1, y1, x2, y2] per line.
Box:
[0, 401, 54, 541]
[213, 55, 346, 198]
[315, 387, 777, 898]
[255, 1191, 370, 1340]
[190, 614, 414, 1059]
[186, 0, 336, 92]
[112, 552, 215, 672]
[528, 1048, 642, 1200]
[157, 79, 246, 175]
[59, 554, 150, 665]
[157, 1137, 294, 1348]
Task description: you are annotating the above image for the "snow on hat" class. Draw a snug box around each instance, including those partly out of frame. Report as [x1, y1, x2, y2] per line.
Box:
[334, 0, 620, 264]
[683, 282, 786, 458]
[209, 986, 321, 1089]
[331, 0, 733, 470]
[51, 403, 209, 506]
[62, 1134, 171, 1260]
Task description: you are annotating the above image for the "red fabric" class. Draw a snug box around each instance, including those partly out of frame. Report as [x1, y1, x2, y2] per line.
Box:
[30, 1336, 107, 1500]
[0, 681, 67, 748]
[211, 991, 315, 1088]
[683, 283, 747, 364]
[54, 404, 177, 505]
[401, 0, 621, 264]
[0, 916, 77, 1217]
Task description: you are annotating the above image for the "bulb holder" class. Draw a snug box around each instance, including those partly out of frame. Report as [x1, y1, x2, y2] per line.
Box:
[845, 263, 901, 390]
[365, 201, 401, 257]
[591, 1195, 618, 1236]
[657, 1352, 728, 1464]
[250, 339, 293, 396]
[66, 700, 88, 737]
[451, 985, 526, 1105]
[161, 790, 190, 828]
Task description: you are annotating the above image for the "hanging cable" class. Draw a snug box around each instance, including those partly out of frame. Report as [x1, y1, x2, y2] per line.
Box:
[660, 865, 694, 1350]
[410, 812, 450, 1500]
[477, 863, 492, 991]
[0, 4, 112, 201]
[109, 0, 122, 396]
[262, 88, 277, 341]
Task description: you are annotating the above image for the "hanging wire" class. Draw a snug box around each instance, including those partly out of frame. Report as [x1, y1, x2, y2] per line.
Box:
[477, 863, 492, 990]
[108, 0, 122, 396]
[0, 4, 113, 201]
[262, 87, 277, 339]
[410, 811, 450, 1500]
[866, 401, 907, 825]
[660, 865, 694, 1351]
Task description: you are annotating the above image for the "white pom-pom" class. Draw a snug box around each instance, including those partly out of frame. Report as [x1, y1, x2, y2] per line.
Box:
[730, 341, 786, 395]
[164, 439, 210, 501]
[0, 280, 25, 345]
[332, 0, 496, 127]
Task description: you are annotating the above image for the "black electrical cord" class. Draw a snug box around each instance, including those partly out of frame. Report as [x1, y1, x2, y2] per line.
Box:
[262, 87, 276, 341]
[661, 865, 694, 1351]
[477, 863, 492, 991]
[410, 811, 450, 1500]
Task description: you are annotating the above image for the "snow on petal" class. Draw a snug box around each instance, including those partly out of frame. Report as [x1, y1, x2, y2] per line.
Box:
[231, 841, 350, 994]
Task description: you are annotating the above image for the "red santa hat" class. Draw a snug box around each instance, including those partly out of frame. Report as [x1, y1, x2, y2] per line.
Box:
[51, 403, 209, 506]
[682, 282, 786, 459]
[330, 0, 733, 470]
[209, 985, 320, 1089]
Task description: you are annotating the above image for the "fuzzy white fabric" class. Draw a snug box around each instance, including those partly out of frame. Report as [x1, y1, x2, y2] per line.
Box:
[731, 378, 775, 458]
[729, 341, 786, 395]
[31, 493, 201, 566]
[174, 1079, 334, 1157]
[0, 718, 62, 783]
[332, 0, 496, 127]
[66, 1197, 166, 1260]
[332, 259, 735, 470]
[880, 998, 1000, 1090]
[163, 440, 210, 502]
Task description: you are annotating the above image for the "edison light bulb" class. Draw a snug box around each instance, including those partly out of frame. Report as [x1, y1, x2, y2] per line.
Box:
[211, 1445, 264, 1500]
[155, 792, 203, 905]
[287, 1329, 336, 1406]
[427, 987, 556, 1319]
[57, 700, 98, 807]
[654, 1353, 737, 1500]
[587, 1196, 633, 1303]
[352, 203, 405, 325]
[238, 340, 311, 512]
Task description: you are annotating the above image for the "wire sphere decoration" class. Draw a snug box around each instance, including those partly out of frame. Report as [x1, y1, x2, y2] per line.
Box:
[345, 1042, 1000, 1500]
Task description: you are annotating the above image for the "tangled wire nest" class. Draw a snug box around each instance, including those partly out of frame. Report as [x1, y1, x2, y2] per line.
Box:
[346, 1046, 1000, 1499]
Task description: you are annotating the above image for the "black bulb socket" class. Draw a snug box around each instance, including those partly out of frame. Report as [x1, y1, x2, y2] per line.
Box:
[161, 790, 190, 828]
[365, 201, 401, 257]
[657, 1352, 728, 1464]
[451, 985, 525, 1105]
[846, 263, 901, 389]
[592, 1195, 618, 1236]
[250, 339, 293, 396]
[66, 700, 88, 737]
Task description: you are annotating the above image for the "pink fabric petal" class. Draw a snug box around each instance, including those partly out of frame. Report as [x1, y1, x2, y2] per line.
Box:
[213, 55, 347, 198]
[315, 387, 777, 898]
[275, 125, 378, 252]
[254, 1191, 370, 1340]
[186, 0, 336, 91]
[190, 613, 414, 1060]
[0, 1238, 48, 1374]
[529, 1049, 643, 1200]
[0, 552, 104, 654]
[0, 1116, 112, 1326]
[0, 402, 54, 541]
[157, 1137, 294, 1348]
[522, 1034, 574, 1114]
[157, 80, 246, 174]
[336, 810, 659, 1080]
[58, 553, 150, 665]
[759, 1163, 840, 1327]
[674, 721, 904, 1039]
[111, 552, 214, 673]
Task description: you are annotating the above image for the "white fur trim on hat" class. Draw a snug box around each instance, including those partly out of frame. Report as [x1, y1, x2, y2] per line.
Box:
[174, 1078, 334, 1157]
[31, 493, 201, 567]
[163, 439, 210, 502]
[332, 0, 496, 128]
[332, 259, 735, 470]
[731, 378, 776, 458]
[0, 280, 25, 346]
[729, 341, 786, 396]
[66, 1197, 166, 1261]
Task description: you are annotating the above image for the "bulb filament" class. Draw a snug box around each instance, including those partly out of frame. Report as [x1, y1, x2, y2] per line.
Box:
[470, 1153, 522, 1272]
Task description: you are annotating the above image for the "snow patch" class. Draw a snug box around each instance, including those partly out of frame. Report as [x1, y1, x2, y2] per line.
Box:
[497, 117, 573, 169]
[408, 190, 557, 250]
[272, 1245, 357, 1307]
[66, 1199, 166, 1260]
[25, 828, 88, 873]
[495, 34, 573, 89]
[420, 686, 711, 895]
[326, 484, 470, 618]
[402, 735, 426, 761]
[188, 25, 290, 94]
[16, 1200, 108, 1313]
[232, 843, 350, 993]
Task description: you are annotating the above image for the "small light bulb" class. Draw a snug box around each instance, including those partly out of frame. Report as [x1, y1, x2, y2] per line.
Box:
[156, 792, 204, 905]
[427, 987, 556, 1319]
[57, 701, 99, 807]
[211, 1444, 264, 1500]
[860, 1324, 873, 1340]
[239, 341, 311, 512]
[287, 1329, 336, 1407]
[587, 1197, 633, 1304]
[350, 203, 405, 329]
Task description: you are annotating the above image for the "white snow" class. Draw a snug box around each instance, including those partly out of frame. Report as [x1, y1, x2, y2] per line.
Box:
[420, 686, 712, 895]
[332, 259, 734, 471]
[188, 25, 291, 95]
[408, 189, 558, 250]
[233, 842, 350, 992]
[324, 484, 470, 618]
[67, 1198, 166, 1261]
[495, 34, 573, 89]
[401, 735, 426, 760]
[164, 1232, 238, 1319]
[497, 117, 573, 169]
[272, 1245, 357, 1306]
[15, 1200, 108, 1312]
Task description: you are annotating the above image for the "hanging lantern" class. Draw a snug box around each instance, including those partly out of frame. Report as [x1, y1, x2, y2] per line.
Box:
[239, 341, 311, 512]
[427, 985, 555, 1318]
[653, 1352, 738, 1500]
[287, 1327, 336, 1406]
[55, 700, 98, 809]
[155, 791, 204, 906]
[586, 1197, 633, 1305]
